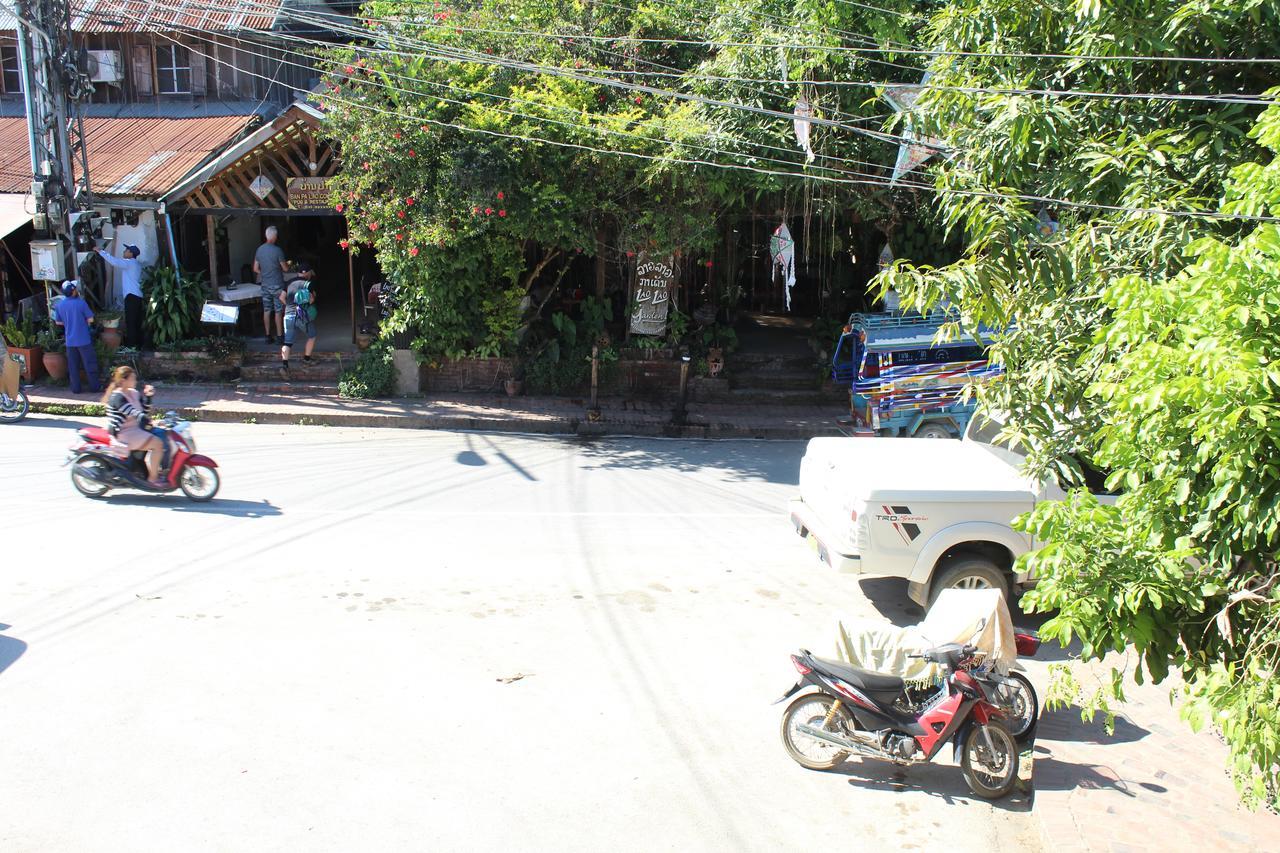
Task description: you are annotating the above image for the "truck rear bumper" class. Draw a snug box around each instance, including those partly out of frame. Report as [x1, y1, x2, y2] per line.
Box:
[788, 498, 863, 574]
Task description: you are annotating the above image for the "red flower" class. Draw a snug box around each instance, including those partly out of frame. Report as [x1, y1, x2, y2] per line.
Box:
[498, 209, 506, 217]
[409, 247, 419, 257]
[705, 260, 713, 268]
[408, 149, 416, 157]
[335, 203, 344, 212]
[362, 161, 370, 170]
[496, 191, 504, 200]
[421, 125, 430, 132]
[339, 239, 349, 250]
[626, 251, 634, 257]
[396, 233, 404, 241]
[397, 210, 405, 219]
[344, 65, 354, 75]
[634, 96, 643, 105]
[485, 207, 493, 215]
[394, 131, 402, 139]
[472, 206, 480, 214]
[406, 197, 415, 206]
[369, 222, 379, 231]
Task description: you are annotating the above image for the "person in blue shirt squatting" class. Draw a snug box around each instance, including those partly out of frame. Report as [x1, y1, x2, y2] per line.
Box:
[93, 243, 146, 348]
[53, 281, 101, 395]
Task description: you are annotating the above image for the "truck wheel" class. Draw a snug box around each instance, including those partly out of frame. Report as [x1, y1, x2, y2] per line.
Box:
[930, 555, 1010, 607]
[915, 422, 953, 439]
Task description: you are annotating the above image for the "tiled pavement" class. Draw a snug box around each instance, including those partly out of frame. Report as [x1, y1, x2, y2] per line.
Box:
[1030, 657, 1280, 852]
[23, 382, 849, 439]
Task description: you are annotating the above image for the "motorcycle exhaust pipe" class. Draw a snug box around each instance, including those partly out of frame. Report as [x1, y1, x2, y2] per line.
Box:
[797, 724, 889, 760]
[73, 462, 110, 483]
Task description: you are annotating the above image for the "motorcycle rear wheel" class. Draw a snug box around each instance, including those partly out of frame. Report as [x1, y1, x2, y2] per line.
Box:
[179, 465, 220, 502]
[0, 390, 28, 423]
[71, 455, 111, 498]
[780, 692, 854, 771]
[1003, 672, 1039, 743]
[961, 720, 1019, 799]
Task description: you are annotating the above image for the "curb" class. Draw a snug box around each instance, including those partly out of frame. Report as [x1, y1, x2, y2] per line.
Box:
[28, 399, 827, 441]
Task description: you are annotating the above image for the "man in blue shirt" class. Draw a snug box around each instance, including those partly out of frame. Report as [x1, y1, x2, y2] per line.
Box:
[93, 243, 145, 348]
[53, 281, 101, 394]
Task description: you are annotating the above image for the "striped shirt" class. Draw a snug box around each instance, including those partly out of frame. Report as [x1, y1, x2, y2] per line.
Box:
[107, 388, 151, 436]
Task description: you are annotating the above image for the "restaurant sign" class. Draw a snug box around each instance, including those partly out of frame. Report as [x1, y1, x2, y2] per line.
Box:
[287, 177, 334, 211]
[630, 254, 675, 336]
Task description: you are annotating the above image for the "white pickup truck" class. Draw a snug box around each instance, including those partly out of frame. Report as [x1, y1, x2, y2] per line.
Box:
[788, 417, 1108, 608]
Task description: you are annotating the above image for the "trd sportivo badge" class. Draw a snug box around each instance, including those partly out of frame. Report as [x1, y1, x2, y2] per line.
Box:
[876, 505, 928, 544]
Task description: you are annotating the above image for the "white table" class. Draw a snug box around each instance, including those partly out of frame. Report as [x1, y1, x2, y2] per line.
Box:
[218, 283, 262, 303]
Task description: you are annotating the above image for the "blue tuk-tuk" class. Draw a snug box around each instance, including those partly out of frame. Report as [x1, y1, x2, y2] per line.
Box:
[831, 311, 1003, 438]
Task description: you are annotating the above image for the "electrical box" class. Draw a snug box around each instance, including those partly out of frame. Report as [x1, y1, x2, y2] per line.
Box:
[30, 240, 66, 281]
[86, 50, 124, 84]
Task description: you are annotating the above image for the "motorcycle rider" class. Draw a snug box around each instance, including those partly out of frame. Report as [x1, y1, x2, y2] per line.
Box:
[101, 366, 169, 487]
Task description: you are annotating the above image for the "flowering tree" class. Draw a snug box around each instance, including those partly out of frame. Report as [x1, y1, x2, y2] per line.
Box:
[318, 0, 918, 357]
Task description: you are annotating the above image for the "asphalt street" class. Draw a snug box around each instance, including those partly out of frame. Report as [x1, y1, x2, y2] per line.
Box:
[0, 416, 1040, 852]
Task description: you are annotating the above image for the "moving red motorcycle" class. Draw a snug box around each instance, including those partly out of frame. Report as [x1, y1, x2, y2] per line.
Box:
[777, 643, 1020, 799]
[66, 412, 220, 501]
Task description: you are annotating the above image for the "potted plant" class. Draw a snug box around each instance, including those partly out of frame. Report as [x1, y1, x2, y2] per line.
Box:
[355, 321, 376, 351]
[0, 316, 43, 381]
[96, 310, 122, 330]
[504, 362, 525, 397]
[37, 326, 67, 380]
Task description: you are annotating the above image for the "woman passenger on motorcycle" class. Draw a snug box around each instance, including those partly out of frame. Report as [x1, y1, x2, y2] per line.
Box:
[101, 366, 168, 487]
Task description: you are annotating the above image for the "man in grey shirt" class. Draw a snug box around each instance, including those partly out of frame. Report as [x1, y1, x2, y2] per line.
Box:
[253, 226, 288, 343]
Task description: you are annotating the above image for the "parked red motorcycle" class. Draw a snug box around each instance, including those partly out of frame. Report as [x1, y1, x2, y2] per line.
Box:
[777, 643, 1020, 799]
[66, 413, 220, 501]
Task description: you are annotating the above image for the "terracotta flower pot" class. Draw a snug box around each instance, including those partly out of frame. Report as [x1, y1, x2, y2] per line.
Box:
[707, 347, 725, 378]
[504, 378, 524, 397]
[100, 328, 123, 351]
[42, 350, 67, 380]
[10, 345, 42, 381]
[355, 332, 374, 351]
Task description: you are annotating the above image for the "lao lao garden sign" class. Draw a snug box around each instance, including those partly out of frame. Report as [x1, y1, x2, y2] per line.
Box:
[630, 255, 676, 336]
[287, 177, 334, 211]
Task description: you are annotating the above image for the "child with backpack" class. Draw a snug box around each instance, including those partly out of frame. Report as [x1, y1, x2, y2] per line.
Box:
[278, 262, 317, 379]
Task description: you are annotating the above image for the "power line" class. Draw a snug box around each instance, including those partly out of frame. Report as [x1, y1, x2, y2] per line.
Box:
[146, 24, 1280, 224]
[143, 10, 908, 182]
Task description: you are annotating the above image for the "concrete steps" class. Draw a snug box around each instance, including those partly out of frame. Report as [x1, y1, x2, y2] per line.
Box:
[240, 351, 348, 383]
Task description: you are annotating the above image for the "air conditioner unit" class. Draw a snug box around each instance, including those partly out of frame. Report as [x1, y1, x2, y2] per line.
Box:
[85, 50, 124, 84]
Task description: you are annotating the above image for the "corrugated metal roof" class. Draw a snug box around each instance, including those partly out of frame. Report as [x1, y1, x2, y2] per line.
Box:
[70, 0, 285, 33]
[0, 115, 250, 197]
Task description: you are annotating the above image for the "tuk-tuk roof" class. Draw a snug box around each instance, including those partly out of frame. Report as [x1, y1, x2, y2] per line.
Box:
[852, 311, 1000, 352]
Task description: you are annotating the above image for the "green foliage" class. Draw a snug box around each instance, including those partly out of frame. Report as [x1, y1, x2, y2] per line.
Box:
[882, 0, 1280, 809]
[35, 322, 64, 353]
[143, 267, 207, 349]
[338, 343, 396, 399]
[0, 315, 38, 348]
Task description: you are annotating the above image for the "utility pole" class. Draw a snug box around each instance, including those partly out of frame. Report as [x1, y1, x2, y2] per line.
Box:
[15, 0, 95, 294]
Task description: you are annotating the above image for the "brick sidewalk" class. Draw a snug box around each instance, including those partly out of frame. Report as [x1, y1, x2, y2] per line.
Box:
[1029, 658, 1280, 852]
[22, 382, 848, 440]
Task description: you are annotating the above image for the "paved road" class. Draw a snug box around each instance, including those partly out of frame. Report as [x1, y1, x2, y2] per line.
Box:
[0, 417, 1039, 852]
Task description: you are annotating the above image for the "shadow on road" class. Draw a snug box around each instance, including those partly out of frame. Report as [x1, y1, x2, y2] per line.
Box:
[0, 623, 27, 678]
[12, 415, 96, 431]
[857, 577, 921, 627]
[568, 435, 805, 484]
[836, 756, 1033, 814]
[1038, 704, 1151, 747]
[91, 496, 283, 518]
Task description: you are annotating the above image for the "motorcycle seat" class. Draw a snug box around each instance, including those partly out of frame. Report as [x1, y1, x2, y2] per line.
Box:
[812, 656, 906, 697]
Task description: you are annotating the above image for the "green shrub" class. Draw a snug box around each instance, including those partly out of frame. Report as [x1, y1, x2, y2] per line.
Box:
[143, 267, 207, 348]
[339, 344, 396, 399]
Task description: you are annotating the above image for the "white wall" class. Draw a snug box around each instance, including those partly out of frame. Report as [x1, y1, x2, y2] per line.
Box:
[92, 206, 162, 309]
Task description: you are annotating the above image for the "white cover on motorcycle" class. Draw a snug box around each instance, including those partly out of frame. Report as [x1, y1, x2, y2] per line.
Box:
[834, 588, 1017, 684]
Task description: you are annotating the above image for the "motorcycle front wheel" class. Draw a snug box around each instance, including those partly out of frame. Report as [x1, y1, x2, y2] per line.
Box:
[780, 692, 854, 771]
[71, 455, 111, 498]
[179, 465, 220, 502]
[0, 390, 28, 423]
[961, 720, 1019, 799]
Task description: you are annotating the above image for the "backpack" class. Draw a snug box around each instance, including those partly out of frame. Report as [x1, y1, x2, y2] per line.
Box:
[293, 285, 311, 307]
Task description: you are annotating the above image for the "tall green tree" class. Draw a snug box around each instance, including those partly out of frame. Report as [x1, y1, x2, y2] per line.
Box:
[881, 0, 1280, 806]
